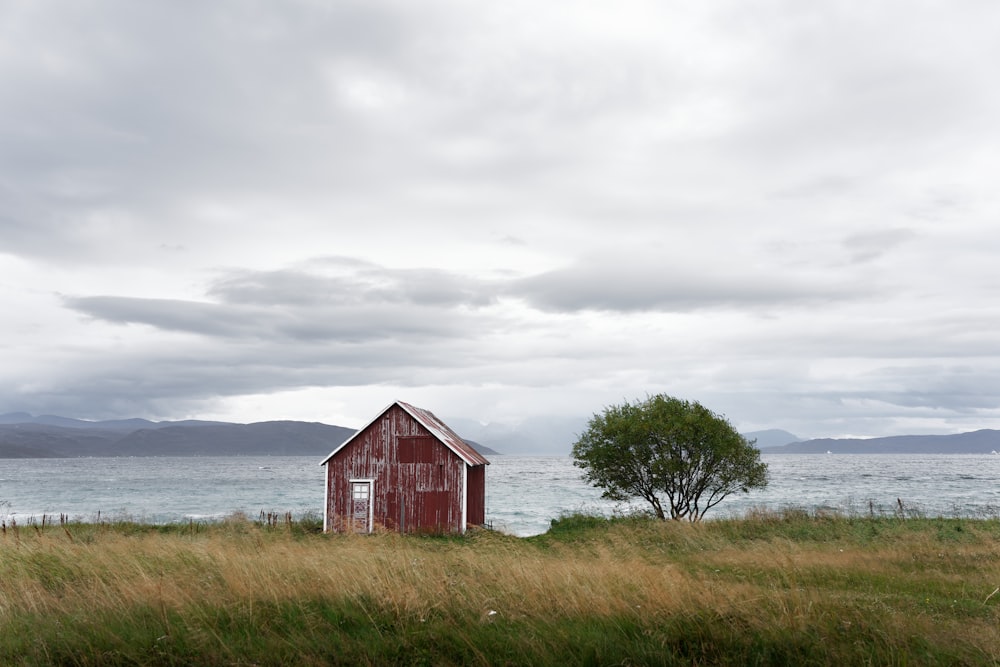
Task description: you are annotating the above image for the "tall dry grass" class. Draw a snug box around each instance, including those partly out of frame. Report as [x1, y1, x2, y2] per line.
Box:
[1, 525, 694, 624]
[2, 511, 999, 665]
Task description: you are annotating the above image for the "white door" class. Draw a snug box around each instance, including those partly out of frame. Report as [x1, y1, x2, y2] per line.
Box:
[350, 480, 372, 533]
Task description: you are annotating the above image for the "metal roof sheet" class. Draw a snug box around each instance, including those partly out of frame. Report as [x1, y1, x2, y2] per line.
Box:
[319, 400, 490, 467]
[396, 401, 490, 467]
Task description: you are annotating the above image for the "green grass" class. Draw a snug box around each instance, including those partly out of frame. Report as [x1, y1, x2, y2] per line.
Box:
[2, 510, 999, 665]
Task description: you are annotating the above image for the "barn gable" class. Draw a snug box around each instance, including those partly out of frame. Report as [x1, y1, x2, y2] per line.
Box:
[321, 401, 489, 534]
[319, 400, 488, 467]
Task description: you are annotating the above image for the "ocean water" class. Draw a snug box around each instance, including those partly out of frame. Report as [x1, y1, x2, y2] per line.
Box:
[2, 454, 999, 536]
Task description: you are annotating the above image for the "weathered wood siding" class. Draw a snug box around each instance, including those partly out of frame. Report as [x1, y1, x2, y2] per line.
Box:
[466, 463, 486, 526]
[326, 404, 469, 533]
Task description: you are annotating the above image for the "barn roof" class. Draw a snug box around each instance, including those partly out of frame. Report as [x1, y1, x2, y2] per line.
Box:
[319, 400, 490, 467]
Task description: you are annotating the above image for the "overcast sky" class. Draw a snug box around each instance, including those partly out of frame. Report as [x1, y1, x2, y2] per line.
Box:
[3, 1, 999, 450]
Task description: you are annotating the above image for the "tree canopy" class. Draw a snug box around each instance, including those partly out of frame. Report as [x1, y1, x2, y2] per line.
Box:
[572, 394, 768, 521]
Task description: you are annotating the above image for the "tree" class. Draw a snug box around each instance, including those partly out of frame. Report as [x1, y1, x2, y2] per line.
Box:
[572, 394, 768, 521]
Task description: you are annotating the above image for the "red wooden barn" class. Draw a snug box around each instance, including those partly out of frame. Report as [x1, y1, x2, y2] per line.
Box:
[320, 401, 490, 534]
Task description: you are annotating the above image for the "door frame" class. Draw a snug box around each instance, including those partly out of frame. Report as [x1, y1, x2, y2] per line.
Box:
[349, 478, 375, 534]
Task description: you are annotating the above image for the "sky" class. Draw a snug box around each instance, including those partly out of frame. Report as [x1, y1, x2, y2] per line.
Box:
[3, 1, 1000, 452]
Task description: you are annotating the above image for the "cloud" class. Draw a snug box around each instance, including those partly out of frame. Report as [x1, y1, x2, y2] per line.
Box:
[62, 261, 507, 343]
[209, 262, 499, 309]
[3, 1, 1000, 446]
[511, 253, 860, 313]
[842, 228, 918, 264]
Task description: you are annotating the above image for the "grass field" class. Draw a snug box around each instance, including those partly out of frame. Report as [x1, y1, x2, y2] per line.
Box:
[2, 510, 999, 665]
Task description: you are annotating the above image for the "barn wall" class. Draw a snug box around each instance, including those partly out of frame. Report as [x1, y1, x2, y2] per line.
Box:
[325, 404, 467, 533]
[466, 464, 486, 526]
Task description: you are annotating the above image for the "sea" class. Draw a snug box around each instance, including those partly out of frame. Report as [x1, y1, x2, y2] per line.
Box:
[2, 454, 999, 536]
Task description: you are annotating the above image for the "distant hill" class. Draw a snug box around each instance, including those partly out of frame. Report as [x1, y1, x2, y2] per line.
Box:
[461, 439, 501, 456]
[762, 429, 1000, 454]
[743, 429, 800, 448]
[0, 413, 499, 458]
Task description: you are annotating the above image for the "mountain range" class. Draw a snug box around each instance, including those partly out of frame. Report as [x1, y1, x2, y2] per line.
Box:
[0, 413, 498, 459]
[759, 430, 1000, 454]
[2, 413, 998, 458]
